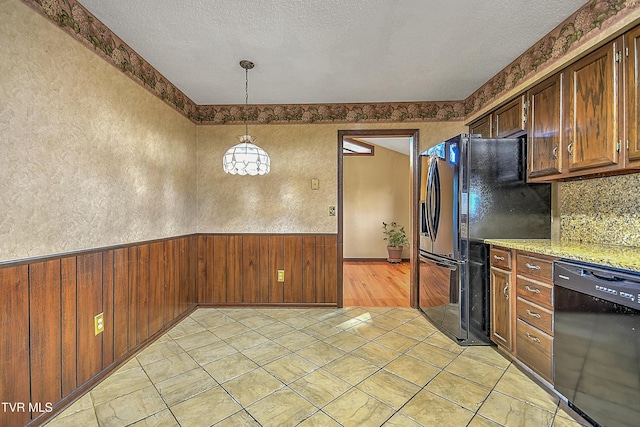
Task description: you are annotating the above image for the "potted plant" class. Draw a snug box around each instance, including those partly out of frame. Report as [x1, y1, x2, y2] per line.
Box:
[382, 221, 409, 264]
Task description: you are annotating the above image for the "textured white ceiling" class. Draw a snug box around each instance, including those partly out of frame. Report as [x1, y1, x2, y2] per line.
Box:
[77, 0, 586, 105]
[357, 137, 411, 156]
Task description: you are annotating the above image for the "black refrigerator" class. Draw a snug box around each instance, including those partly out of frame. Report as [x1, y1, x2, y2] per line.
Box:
[418, 134, 551, 345]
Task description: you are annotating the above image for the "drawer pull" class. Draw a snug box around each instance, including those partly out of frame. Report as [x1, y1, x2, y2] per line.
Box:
[526, 309, 541, 319]
[493, 255, 505, 261]
[525, 263, 541, 271]
[503, 283, 509, 300]
[525, 285, 541, 294]
[525, 332, 541, 343]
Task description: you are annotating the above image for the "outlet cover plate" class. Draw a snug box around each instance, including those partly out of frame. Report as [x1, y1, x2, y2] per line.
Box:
[94, 312, 104, 335]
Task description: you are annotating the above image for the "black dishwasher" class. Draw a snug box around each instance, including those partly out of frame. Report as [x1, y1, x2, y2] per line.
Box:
[554, 260, 640, 427]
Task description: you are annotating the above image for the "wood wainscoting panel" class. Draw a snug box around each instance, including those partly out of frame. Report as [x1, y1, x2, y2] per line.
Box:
[0, 265, 31, 427]
[197, 234, 339, 305]
[127, 247, 138, 350]
[243, 234, 262, 303]
[135, 244, 150, 345]
[165, 238, 179, 323]
[61, 256, 78, 397]
[76, 252, 104, 386]
[268, 235, 284, 303]
[148, 242, 165, 337]
[284, 235, 304, 303]
[180, 236, 196, 318]
[112, 248, 129, 361]
[0, 235, 198, 427]
[303, 235, 317, 303]
[29, 260, 63, 408]
[102, 250, 115, 368]
[323, 234, 338, 304]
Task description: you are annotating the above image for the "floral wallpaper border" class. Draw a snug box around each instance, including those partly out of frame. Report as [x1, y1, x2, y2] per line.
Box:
[22, 0, 640, 125]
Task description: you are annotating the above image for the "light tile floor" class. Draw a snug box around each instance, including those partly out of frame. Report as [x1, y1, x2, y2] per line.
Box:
[45, 307, 589, 427]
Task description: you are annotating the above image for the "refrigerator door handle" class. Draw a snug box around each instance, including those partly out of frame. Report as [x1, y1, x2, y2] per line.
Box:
[425, 160, 435, 240]
[431, 160, 441, 240]
[434, 261, 457, 270]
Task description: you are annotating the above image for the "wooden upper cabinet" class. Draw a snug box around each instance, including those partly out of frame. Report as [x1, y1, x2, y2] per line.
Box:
[627, 25, 640, 166]
[469, 114, 492, 138]
[494, 96, 526, 138]
[563, 37, 623, 173]
[527, 74, 563, 181]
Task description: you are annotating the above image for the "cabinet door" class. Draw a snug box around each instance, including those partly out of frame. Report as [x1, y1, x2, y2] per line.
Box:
[490, 267, 512, 351]
[469, 114, 492, 138]
[627, 25, 640, 166]
[494, 96, 526, 138]
[527, 74, 563, 180]
[563, 38, 622, 173]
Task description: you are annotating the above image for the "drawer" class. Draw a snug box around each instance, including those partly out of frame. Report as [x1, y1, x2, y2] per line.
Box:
[516, 319, 553, 383]
[516, 276, 553, 309]
[490, 247, 511, 269]
[516, 297, 553, 336]
[516, 253, 553, 282]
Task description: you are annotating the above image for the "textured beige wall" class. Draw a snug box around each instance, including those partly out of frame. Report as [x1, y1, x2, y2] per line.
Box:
[560, 173, 640, 247]
[0, 0, 197, 262]
[197, 121, 465, 234]
[197, 124, 337, 233]
[344, 147, 410, 259]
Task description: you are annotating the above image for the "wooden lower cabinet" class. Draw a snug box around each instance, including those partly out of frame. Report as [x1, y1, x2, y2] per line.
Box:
[490, 266, 512, 351]
[490, 246, 556, 383]
[516, 319, 553, 382]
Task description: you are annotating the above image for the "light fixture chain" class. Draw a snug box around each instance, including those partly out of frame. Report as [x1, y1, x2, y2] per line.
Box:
[245, 66, 249, 136]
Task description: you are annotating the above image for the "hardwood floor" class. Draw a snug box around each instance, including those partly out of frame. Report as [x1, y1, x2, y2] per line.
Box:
[343, 261, 410, 307]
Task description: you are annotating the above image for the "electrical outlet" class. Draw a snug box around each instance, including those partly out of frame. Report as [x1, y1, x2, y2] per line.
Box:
[94, 312, 104, 335]
[277, 270, 285, 282]
[329, 206, 336, 216]
[311, 178, 319, 190]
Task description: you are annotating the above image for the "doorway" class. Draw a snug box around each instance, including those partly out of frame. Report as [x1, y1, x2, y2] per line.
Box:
[337, 129, 420, 308]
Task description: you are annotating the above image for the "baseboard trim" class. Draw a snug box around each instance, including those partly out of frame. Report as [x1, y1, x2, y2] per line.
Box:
[344, 258, 410, 262]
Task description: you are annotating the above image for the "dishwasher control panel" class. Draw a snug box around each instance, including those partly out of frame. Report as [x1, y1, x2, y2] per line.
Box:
[554, 260, 640, 310]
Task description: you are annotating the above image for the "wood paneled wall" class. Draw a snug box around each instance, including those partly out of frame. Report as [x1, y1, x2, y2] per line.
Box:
[0, 236, 197, 427]
[197, 234, 338, 305]
[0, 233, 338, 426]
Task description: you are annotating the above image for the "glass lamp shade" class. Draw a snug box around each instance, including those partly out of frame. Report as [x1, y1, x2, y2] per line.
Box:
[222, 134, 270, 176]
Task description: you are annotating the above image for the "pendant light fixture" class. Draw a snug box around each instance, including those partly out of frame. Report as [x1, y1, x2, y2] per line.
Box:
[222, 60, 270, 176]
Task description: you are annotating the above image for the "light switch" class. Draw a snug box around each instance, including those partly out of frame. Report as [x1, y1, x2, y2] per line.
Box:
[311, 178, 319, 190]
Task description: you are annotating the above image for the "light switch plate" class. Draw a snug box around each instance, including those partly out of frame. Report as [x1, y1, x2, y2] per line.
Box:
[311, 178, 319, 190]
[277, 270, 285, 282]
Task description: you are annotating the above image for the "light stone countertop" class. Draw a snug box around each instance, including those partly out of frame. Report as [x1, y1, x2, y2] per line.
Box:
[485, 239, 640, 273]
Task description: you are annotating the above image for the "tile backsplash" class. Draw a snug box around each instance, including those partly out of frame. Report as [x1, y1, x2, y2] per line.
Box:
[560, 173, 640, 247]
